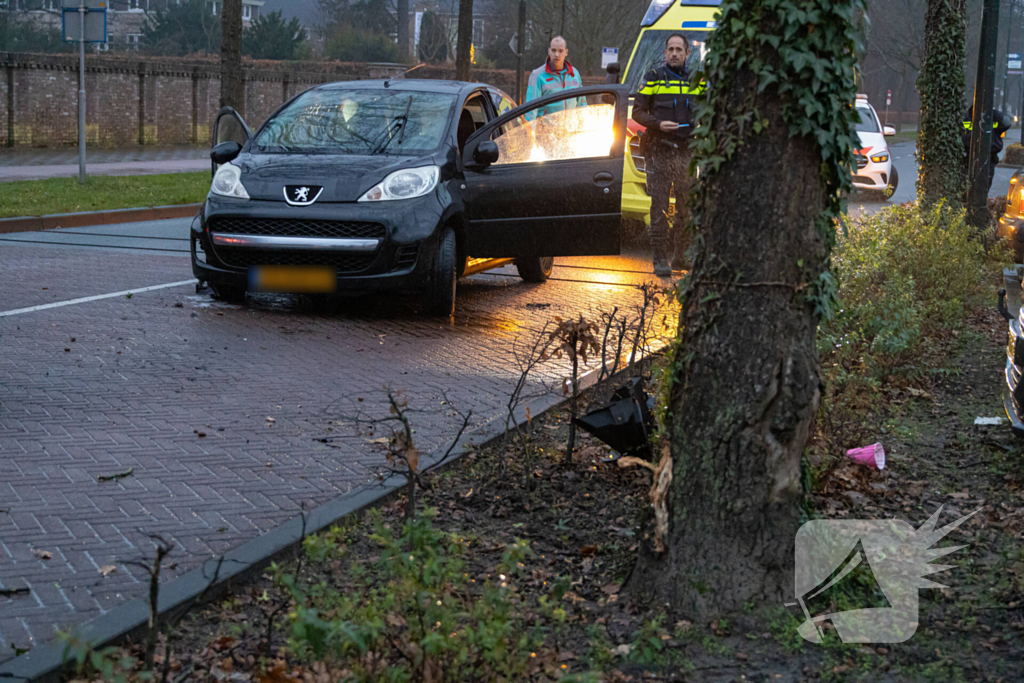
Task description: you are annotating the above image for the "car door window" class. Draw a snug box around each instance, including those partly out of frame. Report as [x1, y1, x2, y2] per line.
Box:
[457, 93, 489, 150]
[489, 90, 516, 116]
[489, 92, 615, 166]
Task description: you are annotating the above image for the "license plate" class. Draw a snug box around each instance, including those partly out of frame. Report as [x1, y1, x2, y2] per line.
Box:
[248, 266, 337, 294]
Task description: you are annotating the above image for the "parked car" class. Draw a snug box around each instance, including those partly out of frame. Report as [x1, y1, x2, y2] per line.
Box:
[998, 170, 1024, 263]
[852, 95, 899, 198]
[192, 79, 629, 315]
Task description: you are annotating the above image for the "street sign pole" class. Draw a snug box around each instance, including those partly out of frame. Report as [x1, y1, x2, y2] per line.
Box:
[78, 0, 86, 184]
[884, 89, 891, 127]
[968, 0, 1000, 231]
[515, 0, 526, 104]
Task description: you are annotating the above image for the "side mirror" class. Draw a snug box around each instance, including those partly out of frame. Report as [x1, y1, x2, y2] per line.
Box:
[473, 140, 500, 166]
[883, 126, 896, 137]
[211, 141, 243, 165]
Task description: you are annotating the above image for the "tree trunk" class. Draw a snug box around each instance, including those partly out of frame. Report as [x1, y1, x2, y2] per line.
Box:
[220, 0, 245, 114]
[456, 0, 475, 82]
[916, 0, 968, 209]
[397, 0, 411, 62]
[627, 0, 862, 620]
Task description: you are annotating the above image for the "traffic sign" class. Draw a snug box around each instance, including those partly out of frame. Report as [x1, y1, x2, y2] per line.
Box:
[509, 32, 519, 55]
[602, 47, 619, 69]
[1010, 52, 1022, 70]
[62, 1, 107, 44]
[886, 90, 891, 106]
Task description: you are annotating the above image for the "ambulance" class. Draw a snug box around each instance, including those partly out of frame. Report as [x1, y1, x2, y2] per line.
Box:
[616, 0, 720, 227]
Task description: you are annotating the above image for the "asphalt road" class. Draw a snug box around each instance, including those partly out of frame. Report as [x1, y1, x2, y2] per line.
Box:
[0, 220, 673, 659]
[849, 140, 1016, 215]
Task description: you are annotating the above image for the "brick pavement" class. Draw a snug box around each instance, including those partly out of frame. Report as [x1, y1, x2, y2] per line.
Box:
[0, 240, 671, 662]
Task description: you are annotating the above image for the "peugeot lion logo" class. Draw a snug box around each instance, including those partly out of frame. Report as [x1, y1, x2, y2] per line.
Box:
[284, 185, 324, 206]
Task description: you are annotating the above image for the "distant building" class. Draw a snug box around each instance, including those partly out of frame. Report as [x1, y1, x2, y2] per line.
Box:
[2, 0, 266, 52]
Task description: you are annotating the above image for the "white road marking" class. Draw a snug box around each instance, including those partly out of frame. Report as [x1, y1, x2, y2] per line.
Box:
[0, 280, 195, 318]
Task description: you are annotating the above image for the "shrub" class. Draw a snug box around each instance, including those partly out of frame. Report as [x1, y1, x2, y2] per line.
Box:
[822, 201, 987, 373]
[1003, 143, 1024, 167]
[275, 508, 593, 682]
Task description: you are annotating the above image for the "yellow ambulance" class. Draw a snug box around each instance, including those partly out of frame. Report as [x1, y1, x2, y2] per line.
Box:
[618, 1, 720, 227]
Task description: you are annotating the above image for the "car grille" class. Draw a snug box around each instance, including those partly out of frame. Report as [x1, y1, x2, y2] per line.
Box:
[852, 174, 875, 185]
[214, 247, 377, 273]
[854, 153, 869, 169]
[630, 136, 646, 174]
[208, 216, 386, 240]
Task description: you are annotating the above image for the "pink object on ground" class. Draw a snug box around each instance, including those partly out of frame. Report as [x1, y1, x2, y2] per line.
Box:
[846, 443, 885, 470]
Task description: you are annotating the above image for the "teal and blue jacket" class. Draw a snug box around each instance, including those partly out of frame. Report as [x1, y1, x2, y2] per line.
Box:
[524, 60, 586, 120]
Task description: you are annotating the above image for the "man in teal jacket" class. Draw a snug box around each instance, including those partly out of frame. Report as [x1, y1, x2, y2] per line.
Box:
[525, 36, 586, 120]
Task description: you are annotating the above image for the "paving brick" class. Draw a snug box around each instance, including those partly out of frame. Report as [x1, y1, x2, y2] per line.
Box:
[0, 240, 671, 662]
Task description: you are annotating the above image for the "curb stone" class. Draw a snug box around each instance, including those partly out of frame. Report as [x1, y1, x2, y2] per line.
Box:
[0, 205, 202, 234]
[0, 344, 667, 682]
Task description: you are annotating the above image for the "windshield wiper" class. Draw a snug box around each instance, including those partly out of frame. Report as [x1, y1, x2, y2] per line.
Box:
[372, 96, 415, 155]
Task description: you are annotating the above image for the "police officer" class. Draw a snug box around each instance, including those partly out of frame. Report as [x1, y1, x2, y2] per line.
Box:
[962, 107, 1011, 192]
[632, 34, 701, 276]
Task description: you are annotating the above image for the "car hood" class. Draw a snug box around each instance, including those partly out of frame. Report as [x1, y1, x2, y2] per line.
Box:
[235, 153, 433, 203]
[856, 131, 887, 156]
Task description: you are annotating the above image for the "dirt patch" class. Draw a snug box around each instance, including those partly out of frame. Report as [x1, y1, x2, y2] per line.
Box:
[59, 306, 1024, 683]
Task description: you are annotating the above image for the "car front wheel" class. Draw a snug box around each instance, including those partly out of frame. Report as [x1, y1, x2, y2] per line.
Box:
[425, 228, 457, 316]
[515, 256, 555, 283]
[884, 166, 899, 200]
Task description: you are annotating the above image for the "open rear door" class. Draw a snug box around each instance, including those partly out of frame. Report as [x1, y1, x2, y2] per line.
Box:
[461, 85, 628, 257]
[211, 107, 252, 176]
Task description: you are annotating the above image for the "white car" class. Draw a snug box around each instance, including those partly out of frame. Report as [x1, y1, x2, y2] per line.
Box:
[853, 96, 898, 198]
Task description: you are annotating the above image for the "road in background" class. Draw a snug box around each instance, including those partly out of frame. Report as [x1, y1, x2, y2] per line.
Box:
[0, 147, 208, 182]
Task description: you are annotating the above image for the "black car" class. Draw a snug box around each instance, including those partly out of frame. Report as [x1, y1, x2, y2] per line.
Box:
[192, 79, 630, 315]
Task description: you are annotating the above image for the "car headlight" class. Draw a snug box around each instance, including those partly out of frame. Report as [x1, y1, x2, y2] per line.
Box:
[211, 163, 250, 199]
[359, 166, 440, 202]
[870, 153, 889, 163]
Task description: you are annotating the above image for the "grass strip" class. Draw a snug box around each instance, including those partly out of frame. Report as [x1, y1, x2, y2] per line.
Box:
[1, 172, 209, 219]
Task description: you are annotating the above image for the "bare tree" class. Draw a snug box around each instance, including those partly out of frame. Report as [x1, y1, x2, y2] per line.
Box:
[220, 0, 244, 113]
[456, 0, 474, 80]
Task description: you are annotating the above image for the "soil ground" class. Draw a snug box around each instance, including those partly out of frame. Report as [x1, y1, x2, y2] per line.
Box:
[63, 302, 1024, 683]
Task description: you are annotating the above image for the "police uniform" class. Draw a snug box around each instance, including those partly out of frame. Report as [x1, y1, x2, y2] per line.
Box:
[632, 63, 704, 272]
[962, 109, 1011, 191]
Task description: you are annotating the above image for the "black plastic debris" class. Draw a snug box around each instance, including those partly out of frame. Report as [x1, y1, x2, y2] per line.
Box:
[575, 377, 655, 455]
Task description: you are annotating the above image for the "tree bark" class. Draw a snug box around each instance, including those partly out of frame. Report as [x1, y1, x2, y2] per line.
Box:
[396, 0, 411, 62]
[627, 1, 860, 620]
[220, 0, 245, 114]
[456, 0, 475, 81]
[916, 0, 967, 209]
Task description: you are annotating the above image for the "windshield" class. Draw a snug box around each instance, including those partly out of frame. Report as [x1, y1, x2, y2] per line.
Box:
[855, 106, 879, 133]
[623, 30, 709, 95]
[253, 89, 457, 155]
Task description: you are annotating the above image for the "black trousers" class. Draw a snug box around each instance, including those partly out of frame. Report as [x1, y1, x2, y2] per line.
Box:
[646, 142, 694, 256]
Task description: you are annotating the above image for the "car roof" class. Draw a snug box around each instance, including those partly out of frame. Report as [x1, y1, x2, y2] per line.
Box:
[314, 79, 493, 95]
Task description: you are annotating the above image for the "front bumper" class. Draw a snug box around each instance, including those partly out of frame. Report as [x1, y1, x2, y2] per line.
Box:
[852, 160, 891, 190]
[191, 194, 445, 292]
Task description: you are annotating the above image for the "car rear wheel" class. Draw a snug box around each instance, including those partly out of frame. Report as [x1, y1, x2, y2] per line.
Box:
[884, 166, 899, 200]
[211, 284, 247, 303]
[515, 256, 555, 283]
[425, 228, 457, 316]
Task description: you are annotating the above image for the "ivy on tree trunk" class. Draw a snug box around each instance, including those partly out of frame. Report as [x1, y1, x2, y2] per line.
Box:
[628, 0, 864, 619]
[916, 0, 967, 210]
[220, 0, 245, 114]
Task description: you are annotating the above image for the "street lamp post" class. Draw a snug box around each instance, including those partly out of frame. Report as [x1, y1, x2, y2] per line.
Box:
[968, 0, 1000, 231]
[515, 0, 526, 103]
[78, 0, 87, 184]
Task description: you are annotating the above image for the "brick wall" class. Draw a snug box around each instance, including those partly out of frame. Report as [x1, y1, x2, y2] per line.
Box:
[0, 53, 605, 150]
